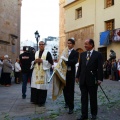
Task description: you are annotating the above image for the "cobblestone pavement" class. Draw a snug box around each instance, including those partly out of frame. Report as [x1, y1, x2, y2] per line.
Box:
[0, 79, 120, 120]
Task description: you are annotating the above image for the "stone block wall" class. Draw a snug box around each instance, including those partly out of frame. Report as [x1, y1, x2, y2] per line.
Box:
[0, 0, 22, 63]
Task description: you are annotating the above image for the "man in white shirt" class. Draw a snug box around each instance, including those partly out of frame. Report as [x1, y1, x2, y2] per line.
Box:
[62, 38, 78, 114]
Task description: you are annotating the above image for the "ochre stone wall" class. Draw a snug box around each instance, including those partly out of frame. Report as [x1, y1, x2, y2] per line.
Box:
[66, 25, 94, 51]
[59, 0, 94, 55]
[59, 0, 66, 56]
[0, 0, 22, 63]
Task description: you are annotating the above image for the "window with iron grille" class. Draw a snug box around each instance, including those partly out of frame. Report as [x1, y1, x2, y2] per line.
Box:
[75, 7, 82, 19]
[105, 19, 114, 30]
[106, 0, 114, 8]
[105, 19, 114, 42]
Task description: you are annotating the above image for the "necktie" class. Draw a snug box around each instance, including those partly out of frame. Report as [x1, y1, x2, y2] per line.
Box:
[86, 51, 91, 65]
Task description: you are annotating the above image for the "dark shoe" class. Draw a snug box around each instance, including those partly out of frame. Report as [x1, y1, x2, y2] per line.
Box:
[77, 116, 88, 120]
[16, 82, 20, 84]
[38, 104, 45, 107]
[22, 95, 26, 99]
[68, 109, 73, 114]
[91, 115, 97, 120]
[64, 104, 68, 108]
[5, 84, 10, 87]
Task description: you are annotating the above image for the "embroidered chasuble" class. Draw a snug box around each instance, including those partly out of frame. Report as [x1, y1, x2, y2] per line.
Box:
[31, 50, 51, 90]
[52, 47, 68, 100]
[35, 51, 46, 84]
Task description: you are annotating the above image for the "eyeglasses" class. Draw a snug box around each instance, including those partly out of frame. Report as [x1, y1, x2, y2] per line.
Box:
[39, 44, 45, 46]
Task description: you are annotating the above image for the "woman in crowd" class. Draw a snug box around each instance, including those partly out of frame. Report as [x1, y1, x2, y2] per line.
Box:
[14, 58, 21, 84]
[106, 60, 112, 79]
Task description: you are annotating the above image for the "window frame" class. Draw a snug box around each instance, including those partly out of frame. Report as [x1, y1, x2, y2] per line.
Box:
[105, 0, 114, 8]
[105, 19, 115, 42]
[105, 19, 114, 31]
[75, 7, 82, 19]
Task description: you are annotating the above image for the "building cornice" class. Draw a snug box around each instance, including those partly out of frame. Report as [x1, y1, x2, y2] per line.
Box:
[64, 0, 86, 9]
[0, 40, 10, 45]
[65, 24, 94, 33]
[10, 34, 18, 39]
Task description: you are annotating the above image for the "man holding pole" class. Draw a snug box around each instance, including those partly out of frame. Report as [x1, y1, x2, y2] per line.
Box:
[51, 38, 78, 114]
[76, 39, 103, 120]
[62, 38, 78, 114]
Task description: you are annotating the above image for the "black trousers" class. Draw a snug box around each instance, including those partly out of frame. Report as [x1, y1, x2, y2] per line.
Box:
[0, 72, 4, 85]
[4, 73, 11, 85]
[63, 71, 75, 110]
[80, 84, 98, 118]
[15, 72, 20, 83]
[31, 88, 47, 105]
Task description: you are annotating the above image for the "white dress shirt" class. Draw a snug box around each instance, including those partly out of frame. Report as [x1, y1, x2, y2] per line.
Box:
[87, 49, 93, 57]
[68, 48, 73, 55]
[15, 62, 21, 72]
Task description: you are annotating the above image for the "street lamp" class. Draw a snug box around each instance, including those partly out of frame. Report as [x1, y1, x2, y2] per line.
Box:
[34, 30, 40, 51]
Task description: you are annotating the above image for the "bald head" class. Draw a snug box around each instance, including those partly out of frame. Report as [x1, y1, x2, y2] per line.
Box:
[84, 39, 94, 51]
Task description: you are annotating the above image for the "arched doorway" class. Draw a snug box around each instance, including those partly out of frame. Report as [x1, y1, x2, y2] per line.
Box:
[76, 48, 84, 54]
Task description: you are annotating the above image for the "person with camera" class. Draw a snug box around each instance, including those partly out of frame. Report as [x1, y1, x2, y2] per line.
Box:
[19, 46, 32, 99]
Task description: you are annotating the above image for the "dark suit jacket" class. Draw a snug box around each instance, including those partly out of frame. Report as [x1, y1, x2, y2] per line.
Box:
[66, 49, 78, 73]
[76, 50, 103, 86]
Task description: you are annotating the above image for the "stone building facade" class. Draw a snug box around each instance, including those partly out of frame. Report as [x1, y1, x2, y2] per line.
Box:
[0, 0, 22, 62]
[59, 0, 66, 56]
[59, 0, 120, 61]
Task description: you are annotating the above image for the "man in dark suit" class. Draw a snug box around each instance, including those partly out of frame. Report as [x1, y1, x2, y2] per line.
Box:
[76, 39, 103, 120]
[62, 38, 78, 114]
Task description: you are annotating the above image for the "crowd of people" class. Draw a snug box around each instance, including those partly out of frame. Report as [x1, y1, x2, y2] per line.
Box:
[0, 55, 14, 86]
[0, 55, 23, 86]
[0, 38, 119, 120]
[103, 59, 120, 81]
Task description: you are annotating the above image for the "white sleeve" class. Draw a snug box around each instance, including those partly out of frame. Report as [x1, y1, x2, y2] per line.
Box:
[0, 61, 3, 65]
[42, 60, 52, 70]
[15, 63, 21, 71]
[30, 61, 35, 69]
[18, 64, 21, 71]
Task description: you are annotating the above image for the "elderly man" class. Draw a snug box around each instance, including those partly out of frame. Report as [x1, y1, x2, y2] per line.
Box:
[31, 41, 53, 107]
[3, 55, 12, 86]
[76, 39, 103, 120]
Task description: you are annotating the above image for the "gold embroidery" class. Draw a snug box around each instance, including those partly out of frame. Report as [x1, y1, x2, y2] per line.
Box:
[34, 51, 46, 84]
[55, 47, 68, 82]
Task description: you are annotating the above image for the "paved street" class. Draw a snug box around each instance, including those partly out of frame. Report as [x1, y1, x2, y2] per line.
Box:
[0, 79, 120, 120]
